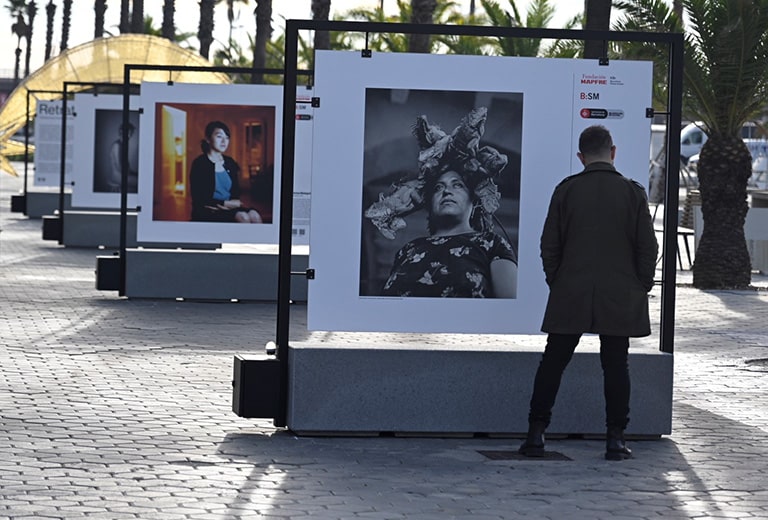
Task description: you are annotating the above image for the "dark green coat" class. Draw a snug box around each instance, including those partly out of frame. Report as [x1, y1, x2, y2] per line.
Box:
[540, 162, 658, 337]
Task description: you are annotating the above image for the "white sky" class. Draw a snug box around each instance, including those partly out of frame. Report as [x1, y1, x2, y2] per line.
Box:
[0, 0, 583, 74]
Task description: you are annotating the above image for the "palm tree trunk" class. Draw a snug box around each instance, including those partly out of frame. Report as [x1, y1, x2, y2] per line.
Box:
[252, 0, 273, 84]
[14, 44, 22, 84]
[198, 0, 215, 60]
[583, 0, 611, 59]
[24, 1, 37, 78]
[60, 0, 72, 51]
[130, 0, 144, 33]
[161, 0, 175, 40]
[312, 0, 331, 51]
[120, 0, 130, 33]
[693, 134, 752, 288]
[95, 0, 107, 38]
[45, 1, 56, 61]
[409, 0, 437, 53]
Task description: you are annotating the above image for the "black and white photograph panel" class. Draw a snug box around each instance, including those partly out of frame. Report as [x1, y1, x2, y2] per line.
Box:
[360, 88, 522, 299]
[92, 108, 140, 194]
[71, 93, 141, 209]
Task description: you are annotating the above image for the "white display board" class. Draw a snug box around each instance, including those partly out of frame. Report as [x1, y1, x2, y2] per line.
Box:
[33, 99, 75, 187]
[136, 82, 283, 245]
[308, 51, 652, 334]
[71, 94, 140, 209]
[291, 86, 315, 245]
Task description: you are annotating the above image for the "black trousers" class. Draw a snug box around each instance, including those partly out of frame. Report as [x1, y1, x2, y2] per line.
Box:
[528, 333, 630, 429]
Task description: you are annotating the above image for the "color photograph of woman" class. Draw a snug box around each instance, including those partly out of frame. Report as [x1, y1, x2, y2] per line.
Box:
[190, 121, 262, 223]
[360, 89, 523, 298]
[151, 102, 275, 224]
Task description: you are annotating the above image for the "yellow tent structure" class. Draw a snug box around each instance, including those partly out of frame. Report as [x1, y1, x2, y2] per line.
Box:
[0, 34, 231, 177]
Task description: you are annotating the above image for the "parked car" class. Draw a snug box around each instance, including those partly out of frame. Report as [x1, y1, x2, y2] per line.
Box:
[680, 121, 767, 164]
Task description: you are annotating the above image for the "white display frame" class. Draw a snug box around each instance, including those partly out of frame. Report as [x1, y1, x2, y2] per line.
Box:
[71, 93, 141, 209]
[136, 82, 283, 245]
[308, 51, 652, 334]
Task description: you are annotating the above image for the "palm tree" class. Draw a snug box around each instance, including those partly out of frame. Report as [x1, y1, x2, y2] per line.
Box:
[11, 13, 26, 83]
[312, 0, 331, 51]
[434, 8, 493, 55]
[60, 0, 72, 51]
[7, 0, 27, 82]
[44, 0, 55, 60]
[161, 0, 174, 40]
[409, 0, 437, 53]
[130, 0, 144, 33]
[24, 0, 37, 77]
[94, 0, 106, 38]
[583, 0, 612, 59]
[119, 0, 129, 33]
[198, 0, 215, 59]
[481, 0, 579, 57]
[345, 0, 456, 53]
[615, 0, 768, 289]
[252, 0, 273, 84]
[143, 14, 195, 46]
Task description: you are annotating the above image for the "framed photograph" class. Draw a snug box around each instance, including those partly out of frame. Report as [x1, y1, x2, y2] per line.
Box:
[71, 93, 140, 209]
[359, 88, 523, 299]
[308, 51, 652, 334]
[136, 82, 282, 244]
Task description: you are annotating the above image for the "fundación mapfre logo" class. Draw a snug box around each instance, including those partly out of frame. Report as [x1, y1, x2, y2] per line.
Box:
[579, 108, 624, 119]
[580, 74, 607, 85]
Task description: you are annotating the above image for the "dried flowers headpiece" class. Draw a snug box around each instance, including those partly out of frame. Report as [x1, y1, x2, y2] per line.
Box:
[364, 106, 508, 239]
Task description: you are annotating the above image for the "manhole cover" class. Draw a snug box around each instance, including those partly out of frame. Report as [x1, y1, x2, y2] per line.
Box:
[478, 450, 572, 461]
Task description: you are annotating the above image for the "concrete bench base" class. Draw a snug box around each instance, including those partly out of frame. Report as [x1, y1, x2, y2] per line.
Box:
[12, 191, 72, 219]
[98, 247, 309, 301]
[286, 342, 672, 437]
[43, 210, 218, 249]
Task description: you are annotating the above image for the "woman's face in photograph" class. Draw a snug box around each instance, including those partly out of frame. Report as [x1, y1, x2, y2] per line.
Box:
[208, 127, 230, 154]
[430, 170, 472, 223]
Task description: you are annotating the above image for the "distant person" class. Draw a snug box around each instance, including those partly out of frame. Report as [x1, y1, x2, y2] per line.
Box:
[189, 120, 262, 223]
[518, 125, 658, 460]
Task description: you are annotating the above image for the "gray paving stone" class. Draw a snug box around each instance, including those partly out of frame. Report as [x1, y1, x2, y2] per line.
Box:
[3, 170, 768, 518]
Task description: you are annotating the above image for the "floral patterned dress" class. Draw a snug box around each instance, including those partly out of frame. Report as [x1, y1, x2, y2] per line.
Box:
[381, 231, 517, 298]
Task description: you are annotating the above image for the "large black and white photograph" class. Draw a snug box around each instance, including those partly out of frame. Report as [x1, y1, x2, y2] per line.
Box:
[360, 88, 522, 299]
[308, 50, 652, 334]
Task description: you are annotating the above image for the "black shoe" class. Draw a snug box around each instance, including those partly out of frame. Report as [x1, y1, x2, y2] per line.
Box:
[519, 421, 547, 457]
[605, 427, 632, 461]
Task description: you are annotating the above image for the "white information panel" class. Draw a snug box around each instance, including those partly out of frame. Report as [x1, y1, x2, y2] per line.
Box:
[136, 82, 283, 245]
[308, 51, 652, 334]
[71, 94, 141, 209]
[34, 99, 75, 187]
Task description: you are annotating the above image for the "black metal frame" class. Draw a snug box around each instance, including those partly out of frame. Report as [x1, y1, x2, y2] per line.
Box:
[56, 81, 134, 244]
[275, 20, 683, 427]
[118, 65, 298, 296]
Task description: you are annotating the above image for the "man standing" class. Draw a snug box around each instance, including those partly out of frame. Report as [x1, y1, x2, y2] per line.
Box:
[519, 125, 658, 460]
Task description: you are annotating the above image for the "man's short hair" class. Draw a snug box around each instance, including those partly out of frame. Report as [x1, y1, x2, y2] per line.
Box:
[579, 125, 613, 157]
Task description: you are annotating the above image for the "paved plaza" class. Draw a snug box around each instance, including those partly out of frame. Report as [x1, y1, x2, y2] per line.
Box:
[1, 172, 768, 519]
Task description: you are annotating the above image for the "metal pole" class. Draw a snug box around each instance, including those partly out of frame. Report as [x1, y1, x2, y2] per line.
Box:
[274, 20, 301, 428]
[659, 33, 685, 354]
[58, 84, 70, 245]
[119, 66, 132, 297]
